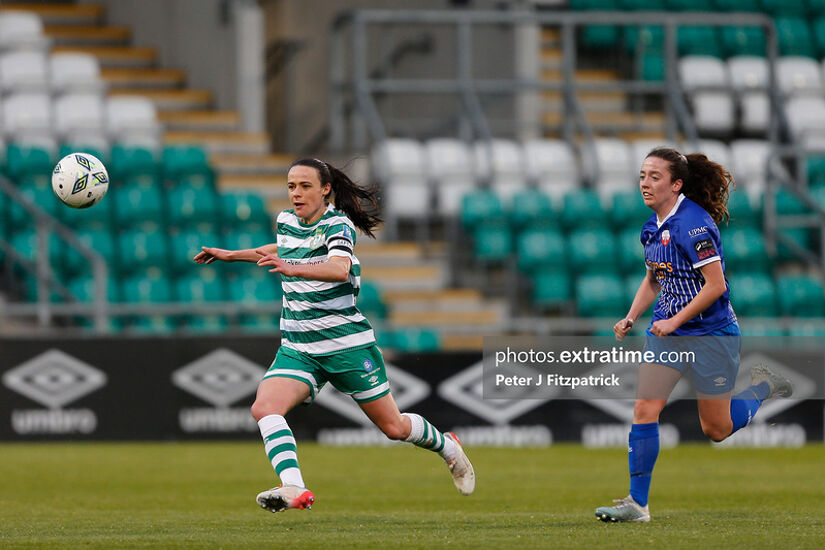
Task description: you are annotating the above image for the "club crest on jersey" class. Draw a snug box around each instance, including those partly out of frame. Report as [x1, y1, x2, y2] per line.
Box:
[661, 229, 671, 246]
[363, 359, 374, 372]
[308, 227, 325, 250]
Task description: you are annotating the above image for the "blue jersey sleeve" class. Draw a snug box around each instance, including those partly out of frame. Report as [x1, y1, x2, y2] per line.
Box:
[674, 210, 722, 269]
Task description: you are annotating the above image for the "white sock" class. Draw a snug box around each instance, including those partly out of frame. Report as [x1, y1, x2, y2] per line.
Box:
[258, 414, 305, 488]
[402, 412, 458, 461]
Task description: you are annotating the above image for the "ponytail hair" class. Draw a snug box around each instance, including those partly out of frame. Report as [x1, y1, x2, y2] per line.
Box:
[290, 158, 382, 238]
[646, 147, 733, 224]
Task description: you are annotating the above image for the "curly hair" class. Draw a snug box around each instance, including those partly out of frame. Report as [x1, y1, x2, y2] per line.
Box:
[646, 147, 733, 224]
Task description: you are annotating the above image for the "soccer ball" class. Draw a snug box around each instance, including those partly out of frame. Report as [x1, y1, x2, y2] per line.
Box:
[51, 152, 109, 209]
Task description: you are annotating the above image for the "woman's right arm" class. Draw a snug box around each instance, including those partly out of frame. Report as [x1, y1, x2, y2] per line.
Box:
[194, 243, 278, 264]
[614, 270, 661, 341]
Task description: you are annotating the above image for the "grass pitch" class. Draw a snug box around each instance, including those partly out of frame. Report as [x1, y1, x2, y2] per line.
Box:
[1, 442, 823, 549]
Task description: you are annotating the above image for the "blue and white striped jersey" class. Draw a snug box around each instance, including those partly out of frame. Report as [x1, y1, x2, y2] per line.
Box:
[641, 194, 737, 335]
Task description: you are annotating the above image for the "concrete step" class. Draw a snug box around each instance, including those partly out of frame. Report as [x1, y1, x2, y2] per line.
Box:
[361, 264, 445, 291]
[541, 27, 561, 49]
[102, 68, 187, 90]
[159, 110, 240, 132]
[543, 111, 666, 133]
[440, 333, 485, 351]
[541, 90, 628, 112]
[44, 25, 131, 46]
[165, 131, 269, 154]
[217, 174, 287, 196]
[52, 45, 156, 68]
[389, 308, 503, 328]
[542, 68, 621, 82]
[109, 88, 212, 111]
[211, 153, 292, 175]
[0, 3, 103, 25]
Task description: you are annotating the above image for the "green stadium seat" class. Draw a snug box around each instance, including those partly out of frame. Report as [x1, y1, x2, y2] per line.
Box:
[787, 319, 825, 337]
[63, 229, 116, 278]
[509, 188, 555, 233]
[357, 280, 388, 320]
[617, 227, 646, 275]
[569, 0, 620, 48]
[721, 26, 767, 57]
[667, 0, 714, 9]
[171, 229, 221, 274]
[639, 52, 666, 81]
[238, 313, 280, 333]
[516, 227, 566, 275]
[59, 145, 108, 165]
[776, 274, 825, 316]
[624, 275, 654, 317]
[722, 226, 771, 273]
[227, 269, 282, 304]
[760, 0, 806, 17]
[375, 328, 399, 350]
[611, 190, 651, 229]
[6, 145, 53, 180]
[222, 191, 271, 230]
[121, 269, 172, 303]
[623, 25, 664, 55]
[175, 268, 226, 302]
[713, 0, 761, 11]
[815, 18, 825, 59]
[60, 193, 114, 231]
[726, 189, 760, 228]
[392, 328, 441, 352]
[576, 274, 626, 317]
[727, 273, 778, 316]
[473, 223, 512, 263]
[167, 183, 220, 228]
[222, 229, 274, 253]
[162, 146, 214, 189]
[109, 146, 161, 188]
[461, 188, 505, 232]
[811, 0, 825, 15]
[561, 189, 605, 230]
[776, 227, 813, 261]
[130, 315, 177, 334]
[776, 17, 816, 58]
[8, 182, 60, 228]
[737, 319, 786, 337]
[678, 26, 722, 57]
[68, 274, 120, 304]
[619, 0, 665, 9]
[117, 229, 169, 274]
[10, 229, 62, 266]
[112, 185, 165, 228]
[568, 228, 619, 274]
[531, 271, 572, 309]
[184, 315, 229, 333]
[775, 188, 808, 216]
[807, 155, 825, 187]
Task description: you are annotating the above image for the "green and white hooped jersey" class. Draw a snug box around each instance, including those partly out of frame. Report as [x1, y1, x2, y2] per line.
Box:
[276, 204, 375, 356]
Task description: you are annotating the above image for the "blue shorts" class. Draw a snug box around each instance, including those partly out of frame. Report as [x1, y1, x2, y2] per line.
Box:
[643, 322, 741, 395]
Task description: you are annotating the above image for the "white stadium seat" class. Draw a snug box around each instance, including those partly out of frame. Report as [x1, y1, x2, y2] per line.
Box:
[473, 138, 525, 199]
[687, 139, 732, 168]
[522, 138, 579, 199]
[0, 50, 49, 94]
[54, 93, 108, 149]
[0, 11, 49, 52]
[777, 56, 824, 97]
[727, 56, 769, 134]
[50, 53, 106, 95]
[425, 137, 477, 215]
[731, 139, 770, 202]
[372, 138, 430, 218]
[679, 56, 735, 135]
[593, 137, 634, 199]
[2, 92, 56, 149]
[105, 96, 162, 149]
[785, 96, 825, 149]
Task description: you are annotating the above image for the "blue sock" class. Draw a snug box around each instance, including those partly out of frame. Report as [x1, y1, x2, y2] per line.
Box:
[729, 381, 769, 433]
[628, 422, 659, 508]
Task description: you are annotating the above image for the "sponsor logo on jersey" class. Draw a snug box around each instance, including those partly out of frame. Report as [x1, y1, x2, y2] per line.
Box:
[694, 238, 716, 260]
[661, 229, 671, 246]
[688, 226, 709, 237]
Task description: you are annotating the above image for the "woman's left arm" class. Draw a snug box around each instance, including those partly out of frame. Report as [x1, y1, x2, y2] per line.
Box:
[649, 261, 727, 336]
[256, 250, 351, 283]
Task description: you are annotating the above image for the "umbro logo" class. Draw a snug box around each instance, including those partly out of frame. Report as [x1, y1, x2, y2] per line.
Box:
[172, 349, 265, 407]
[2, 349, 107, 409]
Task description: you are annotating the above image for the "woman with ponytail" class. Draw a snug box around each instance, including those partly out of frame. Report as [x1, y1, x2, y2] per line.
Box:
[594, 147, 792, 523]
[194, 158, 474, 514]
